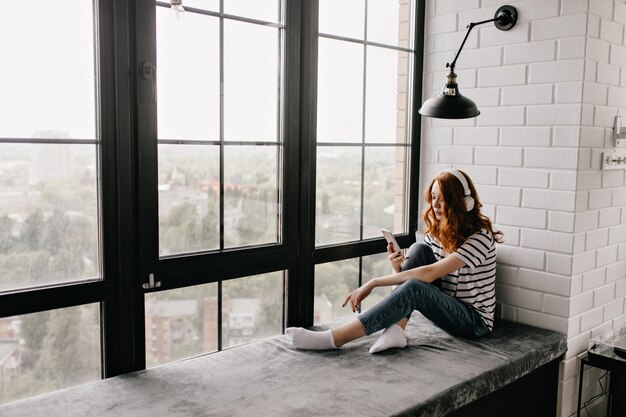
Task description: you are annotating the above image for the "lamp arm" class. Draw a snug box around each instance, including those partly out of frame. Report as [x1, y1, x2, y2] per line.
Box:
[447, 17, 498, 71]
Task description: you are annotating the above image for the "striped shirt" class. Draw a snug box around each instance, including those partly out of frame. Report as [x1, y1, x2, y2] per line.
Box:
[424, 230, 496, 331]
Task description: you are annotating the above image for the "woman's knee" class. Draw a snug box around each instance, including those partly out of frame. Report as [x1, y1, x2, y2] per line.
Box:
[399, 279, 431, 293]
[402, 243, 436, 271]
[397, 279, 434, 310]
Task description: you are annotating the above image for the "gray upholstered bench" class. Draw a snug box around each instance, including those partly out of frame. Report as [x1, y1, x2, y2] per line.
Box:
[0, 313, 566, 417]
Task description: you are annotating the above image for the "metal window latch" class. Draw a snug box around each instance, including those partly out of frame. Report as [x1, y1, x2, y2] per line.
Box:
[140, 61, 157, 103]
[142, 273, 161, 290]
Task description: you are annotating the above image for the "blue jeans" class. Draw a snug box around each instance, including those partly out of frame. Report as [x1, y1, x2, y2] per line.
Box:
[358, 243, 490, 339]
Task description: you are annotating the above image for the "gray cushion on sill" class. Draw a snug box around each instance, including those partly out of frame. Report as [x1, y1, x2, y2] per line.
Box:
[0, 313, 566, 417]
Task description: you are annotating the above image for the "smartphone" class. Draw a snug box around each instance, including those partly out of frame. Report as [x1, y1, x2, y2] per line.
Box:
[381, 228, 402, 252]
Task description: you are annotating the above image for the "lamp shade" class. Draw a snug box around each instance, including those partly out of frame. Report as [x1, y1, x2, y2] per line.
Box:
[419, 71, 480, 119]
[418, 91, 480, 119]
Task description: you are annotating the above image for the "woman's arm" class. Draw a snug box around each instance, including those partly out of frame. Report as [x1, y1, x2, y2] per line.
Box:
[343, 254, 466, 312]
[374, 254, 466, 287]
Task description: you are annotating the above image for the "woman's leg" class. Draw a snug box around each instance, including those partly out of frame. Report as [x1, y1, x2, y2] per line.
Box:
[330, 244, 438, 351]
[286, 243, 443, 351]
[365, 243, 437, 352]
[396, 242, 439, 326]
[356, 243, 487, 350]
[359, 279, 489, 339]
[285, 318, 368, 350]
[401, 242, 438, 270]
[331, 319, 367, 347]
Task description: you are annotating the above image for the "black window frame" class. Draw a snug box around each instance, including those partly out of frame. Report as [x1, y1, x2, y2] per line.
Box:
[0, 0, 425, 381]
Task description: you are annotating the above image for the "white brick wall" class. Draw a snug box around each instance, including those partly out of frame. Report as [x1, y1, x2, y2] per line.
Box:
[475, 146, 522, 166]
[558, 37, 586, 60]
[498, 206, 546, 228]
[499, 167, 549, 188]
[529, 60, 585, 83]
[422, 2, 626, 415]
[504, 41, 555, 64]
[527, 104, 582, 125]
[532, 14, 588, 40]
[500, 127, 551, 147]
[549, 212, 575, 233]
[525, 148, 580, 169]
[561, 0, 590, 15]
[555, 81, 583, 104]
[523, 189, 577, 211]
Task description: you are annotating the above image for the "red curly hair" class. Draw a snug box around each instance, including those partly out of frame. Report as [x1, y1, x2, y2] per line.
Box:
[422, 170, 503, 253]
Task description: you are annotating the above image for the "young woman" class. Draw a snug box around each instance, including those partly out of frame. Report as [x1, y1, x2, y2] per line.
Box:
[285, 169, 503, 353]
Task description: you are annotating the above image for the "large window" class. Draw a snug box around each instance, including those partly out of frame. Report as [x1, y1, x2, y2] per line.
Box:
[0, 1, 103, 403]
[316, 0, 414, 245]
[145, 1, 286, 364]
[156, 3, 283, 256]
[0, 0, 423, 404]
[314, 0, 416, 322]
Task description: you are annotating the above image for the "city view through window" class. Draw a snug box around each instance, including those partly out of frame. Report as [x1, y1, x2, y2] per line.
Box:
[0, 1, 102, 404]
[0, 0, 416, 404]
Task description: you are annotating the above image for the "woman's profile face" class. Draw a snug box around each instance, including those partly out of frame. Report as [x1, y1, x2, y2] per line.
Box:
[430, 180, 446, 220]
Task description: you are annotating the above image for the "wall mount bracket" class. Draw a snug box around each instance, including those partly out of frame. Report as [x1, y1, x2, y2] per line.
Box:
[603, 116, 626, 170]
[613, 115, 626, 147]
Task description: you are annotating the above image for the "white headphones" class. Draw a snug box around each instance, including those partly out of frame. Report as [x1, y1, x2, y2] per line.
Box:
[446, 169, 475, 212]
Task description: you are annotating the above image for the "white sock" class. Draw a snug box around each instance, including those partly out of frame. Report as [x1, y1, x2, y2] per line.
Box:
[285, 327, 337, 350]
[369, 324, 407, 354]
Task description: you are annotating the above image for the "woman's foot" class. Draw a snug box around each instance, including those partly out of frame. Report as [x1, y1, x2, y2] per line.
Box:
[369, 324, 407, 354]
[285, 327, 337, 350]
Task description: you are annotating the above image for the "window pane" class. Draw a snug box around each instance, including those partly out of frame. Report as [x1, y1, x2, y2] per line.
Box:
[314, 253, 397, 325]
[158, 144, 220, 257]
[157, 9, 220, 141]
[224, 21, 279, 142]
[145, 283, 218, 368]
[0, 1, 96, 139]
[314, 259, 359, 325]
[0, 144, 99, 292]
[367, 0, 413, 48]
[317, 38, 364, 143]
[183, 0, 219, 11]
[365, 48, 409, 144]
[224, 0, 280, 23]
[319, 0, 365, 40]
[363, 146, 407, 239]
[145, 273, 284, 367]
[0, 304, 101, 404]
[361, 252, 395, 312]
[222, 272, 284, 349]
[316, 0, 414, 247]
[316, 147, 361, 246]
[224, 145, 280, 248]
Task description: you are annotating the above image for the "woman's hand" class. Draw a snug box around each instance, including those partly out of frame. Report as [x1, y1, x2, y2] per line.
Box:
[388, 243, 407, 273]
[342, 280, 376, 313]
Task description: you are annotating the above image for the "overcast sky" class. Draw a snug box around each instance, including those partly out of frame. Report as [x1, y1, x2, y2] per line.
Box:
[0, 1, 408, 143]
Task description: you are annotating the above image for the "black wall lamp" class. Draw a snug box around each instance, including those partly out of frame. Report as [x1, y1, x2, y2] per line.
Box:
[419, 5, 518, 119]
